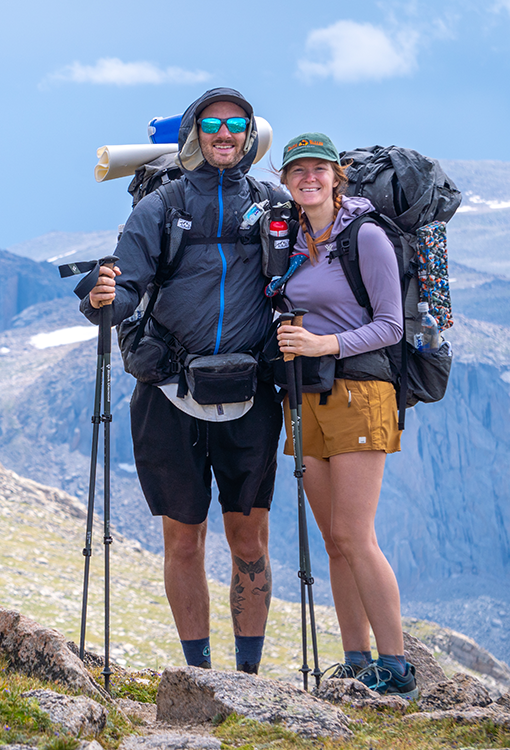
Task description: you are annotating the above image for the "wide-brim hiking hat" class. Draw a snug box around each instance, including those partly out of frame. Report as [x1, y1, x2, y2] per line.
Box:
[281, 133, 340, 169]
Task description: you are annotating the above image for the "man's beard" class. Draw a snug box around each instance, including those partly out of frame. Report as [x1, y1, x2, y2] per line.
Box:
[200, 137, 245, 169]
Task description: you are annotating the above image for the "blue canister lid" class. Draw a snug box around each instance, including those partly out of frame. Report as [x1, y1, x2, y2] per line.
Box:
[148, 114, 182, 144]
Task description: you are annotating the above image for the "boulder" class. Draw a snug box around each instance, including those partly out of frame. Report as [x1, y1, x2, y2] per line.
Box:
[156, 667, 352, 740]
[119, 734, 222, 750]
[22, 689, 107, 735]
[315, 676, 409, 712]
[496, 691, 510, 710]
[0, 608, 107, 699]
[418, 673, 492, 711]
[403, 630, 446, 691]
[404, 705, 510, 728]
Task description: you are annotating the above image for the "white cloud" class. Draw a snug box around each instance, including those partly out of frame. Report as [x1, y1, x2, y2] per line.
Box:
[42, 57, 211, 87]
[298, 20, 419, 84]
[492, 0, 510, 11]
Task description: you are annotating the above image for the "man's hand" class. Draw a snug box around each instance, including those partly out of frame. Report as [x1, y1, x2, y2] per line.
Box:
[89, 265, 121, 309]
[277, 324, 340, 357]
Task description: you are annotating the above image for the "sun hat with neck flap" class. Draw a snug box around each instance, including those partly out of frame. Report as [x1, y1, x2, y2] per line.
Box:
[281, 132, 340, 169]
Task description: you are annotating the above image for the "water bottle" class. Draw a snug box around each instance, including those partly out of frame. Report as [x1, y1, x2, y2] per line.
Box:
[414, 302, 440, 353]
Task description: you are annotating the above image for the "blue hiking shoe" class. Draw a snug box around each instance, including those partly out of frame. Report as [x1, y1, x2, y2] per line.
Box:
[328, 662, 363, 679]
[356, 658, 419, 699]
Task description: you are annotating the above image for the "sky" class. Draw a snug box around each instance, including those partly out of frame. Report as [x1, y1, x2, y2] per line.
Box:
[2, 0, 510, 248]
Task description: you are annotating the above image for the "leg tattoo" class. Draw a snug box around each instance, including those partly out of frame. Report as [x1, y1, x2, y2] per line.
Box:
[230, 573, 246, 633]
[231, 555, 272, 634]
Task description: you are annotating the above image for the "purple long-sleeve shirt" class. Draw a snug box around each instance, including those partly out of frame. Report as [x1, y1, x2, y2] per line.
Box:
[285, 197, 403, 359]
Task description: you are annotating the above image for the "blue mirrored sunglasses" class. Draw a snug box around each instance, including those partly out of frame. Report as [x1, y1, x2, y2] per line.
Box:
[198, 117, 249, 134]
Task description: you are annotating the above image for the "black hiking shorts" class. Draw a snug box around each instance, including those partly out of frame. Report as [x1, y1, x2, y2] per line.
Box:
[130, 381, 282, 524]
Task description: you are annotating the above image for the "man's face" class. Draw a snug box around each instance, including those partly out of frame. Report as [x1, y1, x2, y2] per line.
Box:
[198, 101, 248, 170]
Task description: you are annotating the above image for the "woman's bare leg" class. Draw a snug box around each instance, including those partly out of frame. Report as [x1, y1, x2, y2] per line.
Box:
[303, 455, 371, 652]
[304, 451, 403, 655]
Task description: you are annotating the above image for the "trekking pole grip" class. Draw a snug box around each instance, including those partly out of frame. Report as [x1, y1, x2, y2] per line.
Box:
[98, 255, 119, 308]
[291, 308, 308, 329]
[279, 313, 296, 363]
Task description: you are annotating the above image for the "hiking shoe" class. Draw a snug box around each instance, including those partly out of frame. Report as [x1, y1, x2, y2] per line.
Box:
[328, 662, 364, 679]
[237, 661, 259, 675]
[356, 659, 419, 699]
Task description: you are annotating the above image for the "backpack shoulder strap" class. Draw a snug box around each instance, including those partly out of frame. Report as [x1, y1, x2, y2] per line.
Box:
[129, 184, 191, 353]
[246, 175, 282, 206]
[158, 177, 186, 212]
[329, 213, 383, 317]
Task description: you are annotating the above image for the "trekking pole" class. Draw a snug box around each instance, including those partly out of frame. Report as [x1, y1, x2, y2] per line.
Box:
[280, 310, 321, 691]
[99, 278, 114, 693]
[58, 255, 118, 692]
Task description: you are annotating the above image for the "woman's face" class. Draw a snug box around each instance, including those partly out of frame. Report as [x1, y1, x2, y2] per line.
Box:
[285, 158, 339, 209]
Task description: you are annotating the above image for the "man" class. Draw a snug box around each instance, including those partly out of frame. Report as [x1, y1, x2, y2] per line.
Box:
[82, 88, 287, 673]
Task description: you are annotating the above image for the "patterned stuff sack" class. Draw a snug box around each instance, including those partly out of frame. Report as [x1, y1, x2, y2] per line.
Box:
[416, 221, 453, 331]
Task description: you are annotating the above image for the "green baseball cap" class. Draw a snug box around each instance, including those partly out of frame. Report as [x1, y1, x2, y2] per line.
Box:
[281, 132, 340, 169]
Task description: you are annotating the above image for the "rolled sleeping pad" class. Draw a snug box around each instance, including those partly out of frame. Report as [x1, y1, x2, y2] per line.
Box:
[147, 114, 272, 164]
[94, 143, 179, 182]
[253, 117, 273, 164]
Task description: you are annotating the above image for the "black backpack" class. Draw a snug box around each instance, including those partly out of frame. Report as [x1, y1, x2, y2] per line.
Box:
[329, 146, 462, 428]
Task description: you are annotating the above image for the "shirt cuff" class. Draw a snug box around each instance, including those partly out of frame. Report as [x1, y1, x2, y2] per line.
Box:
[334, 333, 344, 359]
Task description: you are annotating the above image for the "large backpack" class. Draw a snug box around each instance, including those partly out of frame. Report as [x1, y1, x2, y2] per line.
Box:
[329, 145, 461, 428]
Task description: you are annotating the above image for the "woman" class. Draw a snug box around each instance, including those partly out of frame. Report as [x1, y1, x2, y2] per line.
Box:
[276, 133, 418, 698]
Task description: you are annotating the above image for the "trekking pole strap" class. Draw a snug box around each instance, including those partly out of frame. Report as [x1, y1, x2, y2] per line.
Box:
[59, 255, 119, 301]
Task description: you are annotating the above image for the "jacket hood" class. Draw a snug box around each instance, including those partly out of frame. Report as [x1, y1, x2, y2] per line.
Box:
[177, 87, 259, 175]
[331, 196, 376, 238]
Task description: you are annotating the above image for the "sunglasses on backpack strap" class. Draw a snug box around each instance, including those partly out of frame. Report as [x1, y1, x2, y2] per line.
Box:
[197, 117, 249, 134]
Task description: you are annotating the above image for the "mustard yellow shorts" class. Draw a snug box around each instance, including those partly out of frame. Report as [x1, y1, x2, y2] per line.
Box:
[283, 379, 401, 461]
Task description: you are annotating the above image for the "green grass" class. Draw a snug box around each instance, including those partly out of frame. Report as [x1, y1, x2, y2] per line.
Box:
[0, 656, 138, 750]
[213, 709, 510, 750]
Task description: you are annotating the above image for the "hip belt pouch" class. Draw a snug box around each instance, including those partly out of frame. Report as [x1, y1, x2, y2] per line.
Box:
[273, 354, 336, 393]
[185, 352, 258, 405]
[117, 318, 177, 384]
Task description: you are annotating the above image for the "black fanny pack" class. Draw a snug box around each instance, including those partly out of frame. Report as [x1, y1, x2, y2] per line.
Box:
[183, 352, 258, 405]
[272, 354, 337, 393]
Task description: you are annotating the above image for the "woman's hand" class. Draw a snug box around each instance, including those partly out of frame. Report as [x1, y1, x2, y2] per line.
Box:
[89, 265, 121, 309]
[277, 324, 340, 357]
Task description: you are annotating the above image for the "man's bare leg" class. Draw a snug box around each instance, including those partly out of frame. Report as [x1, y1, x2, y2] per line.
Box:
[162, 516, 209, 640]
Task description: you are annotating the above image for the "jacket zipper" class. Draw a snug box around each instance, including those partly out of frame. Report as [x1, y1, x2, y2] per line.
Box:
[214, 169, 227, 355]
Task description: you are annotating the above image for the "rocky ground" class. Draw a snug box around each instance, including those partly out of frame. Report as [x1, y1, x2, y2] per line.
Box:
[2, 607, 510, 749]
